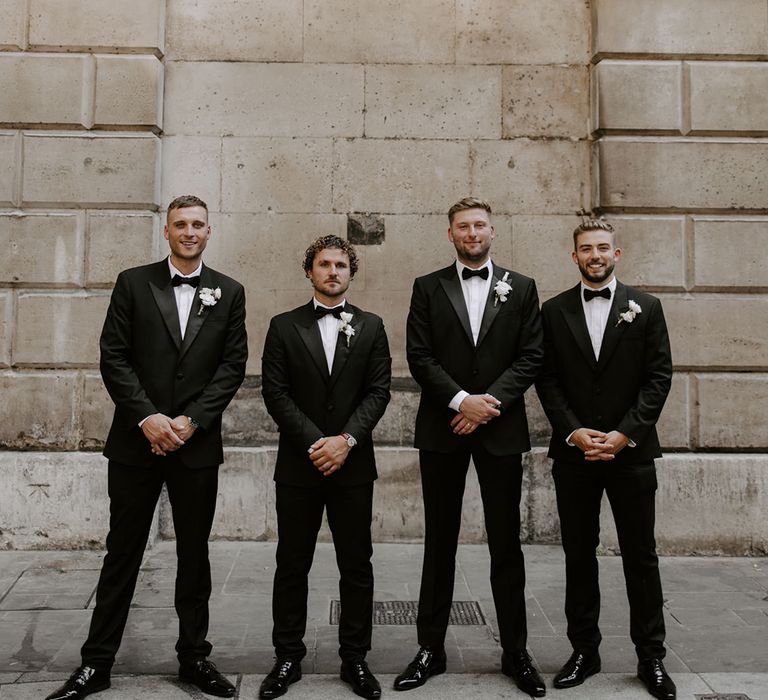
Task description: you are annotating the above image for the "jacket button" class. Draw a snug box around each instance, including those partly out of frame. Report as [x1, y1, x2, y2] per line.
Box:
[327, 404, 334, 412]
[176, 372, 184, 380]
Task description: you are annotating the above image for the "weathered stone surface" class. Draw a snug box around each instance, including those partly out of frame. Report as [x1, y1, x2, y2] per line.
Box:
[22, 133, 160, 208]
[94, 55, 163, 128]
[304, 0, 454, 64]
[160, 136, 222, 212]
[456, 0, 589, 64]
[693, 217, 768, 288]
[0, 0, 24, 48]
[0, 451, 110, 549]
[598, 138, 768, 211]
[0, 131, 17, 206]
[86, 212, 157, 287]
[472, 139, 589, 215]
[594, 61, 682, 132]
[166, 0, 302, 61]
[661, 294, 768, 368]
[690, 62, 768, 133]
[81, 372, 112, 448]
[658, 373, 690, 449]
[0, 54, 87, 126]
[594, 0, 768, 56]
[221, 138, 334, 213]
[697, 374, 768, 449]
[0, 292, 10, 367]
[164, 63, 364, 137]
[0, 212, 83, 286]
[347, 213, 385, 246]
[333, 139, 470, 214]
[28, 0, 164, 52]
[503, 65, 588, 138]
[14, 293, 110, 365]
[610, 216, 686, 288]
[0, 372, 79, 449]
[366, 65, 502, 139]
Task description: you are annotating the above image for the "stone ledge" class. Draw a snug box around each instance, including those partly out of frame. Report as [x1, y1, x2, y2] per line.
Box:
[2, 448, 766, 554]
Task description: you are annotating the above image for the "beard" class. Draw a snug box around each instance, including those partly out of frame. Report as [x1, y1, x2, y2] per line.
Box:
[579, 258, 615, 285]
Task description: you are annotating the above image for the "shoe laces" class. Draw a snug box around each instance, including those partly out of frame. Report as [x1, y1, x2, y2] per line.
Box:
[277, 660, 294, 678]
[72, 666, 96, 686]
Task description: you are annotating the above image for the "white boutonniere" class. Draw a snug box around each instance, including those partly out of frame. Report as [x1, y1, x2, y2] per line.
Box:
[197, 286, 221, 315]
[617, 299, 642, 326]
[494, 272, 512, 306]
[338, 311, 355, 346]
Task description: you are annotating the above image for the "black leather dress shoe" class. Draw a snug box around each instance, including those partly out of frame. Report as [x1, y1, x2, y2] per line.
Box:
[393, 646, 447, 691]
[45, 665, 111, 700]
[259, 658, 302, 699]
[179, 659, 235, 697]
[501, 650, 546, 697]
[340, 659, 382, 699]
[637, 658, 676, 700]
[553, 651, 601, 689]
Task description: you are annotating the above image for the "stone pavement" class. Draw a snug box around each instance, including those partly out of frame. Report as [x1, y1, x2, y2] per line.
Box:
[0, 543, 766, 699]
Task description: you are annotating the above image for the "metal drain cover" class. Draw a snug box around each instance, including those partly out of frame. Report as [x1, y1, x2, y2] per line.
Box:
[330, 600, 485, 625]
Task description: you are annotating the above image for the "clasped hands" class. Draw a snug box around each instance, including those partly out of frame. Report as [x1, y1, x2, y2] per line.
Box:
[451, 393, 501, 435]
[308, 435, 350, 477]
[570, 428, 630, 461]
[142, 413, 196, 456]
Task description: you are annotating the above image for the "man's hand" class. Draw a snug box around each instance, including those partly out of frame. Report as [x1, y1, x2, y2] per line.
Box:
[589, 430, 630, 459]
[142, 413, 186, 456]
[451, 412, 480, 435]
[570, 427, 612, 461]
[308, 436, 350, 477]
[172, 415, 197, 442]
[458, 394, 502, 424]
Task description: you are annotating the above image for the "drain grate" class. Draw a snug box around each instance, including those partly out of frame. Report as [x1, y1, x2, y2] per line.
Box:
[696, 694, 754, 700]
[330, 600, 485, 626]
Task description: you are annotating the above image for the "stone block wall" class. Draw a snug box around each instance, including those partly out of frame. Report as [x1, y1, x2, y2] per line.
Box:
[1, 0, 766, 553]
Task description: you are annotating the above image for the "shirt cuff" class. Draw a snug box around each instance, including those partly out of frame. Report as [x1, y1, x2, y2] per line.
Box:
[627, 439, 637, 448]
[449, 390, 469, 412]
[138, 415, 152, 428]
[566, 430, 576, 446]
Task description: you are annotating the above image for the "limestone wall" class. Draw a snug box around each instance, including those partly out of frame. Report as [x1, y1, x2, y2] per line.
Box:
[0, 0, 766, 553]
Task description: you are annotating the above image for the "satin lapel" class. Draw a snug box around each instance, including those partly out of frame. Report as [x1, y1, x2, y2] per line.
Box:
[596, 281, 628, 371]
[561, 285, 598, 370]
[329, 311, 364, 389]
[294, 302, 330, 381]
[476, 264, 504, 349]
[179, 265, 212, 359]
[149, 270, 182, 351]
[439, 271, 474, 346]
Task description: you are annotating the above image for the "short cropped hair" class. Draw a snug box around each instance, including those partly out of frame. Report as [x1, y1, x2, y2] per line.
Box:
[448, 197, 492, 224]
[302, 235, 359, 278]
[573, 209, 614, 248]
[167, 195, 208, 219]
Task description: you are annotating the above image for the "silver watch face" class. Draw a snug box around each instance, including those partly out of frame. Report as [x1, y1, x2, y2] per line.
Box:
[346, 436, 356, 447]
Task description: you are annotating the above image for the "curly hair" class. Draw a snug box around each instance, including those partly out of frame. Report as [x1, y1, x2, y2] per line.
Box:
[448, 197, 492, 224]
[302, 235, 359, 278]
[572, 209, 614, 248]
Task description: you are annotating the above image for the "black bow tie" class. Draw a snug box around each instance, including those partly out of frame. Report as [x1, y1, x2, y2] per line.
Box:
[314, 305, 344, 319]
[583, 287, 611, 302]
[462, 267, 489, 280]
[171, 274, 200, 288]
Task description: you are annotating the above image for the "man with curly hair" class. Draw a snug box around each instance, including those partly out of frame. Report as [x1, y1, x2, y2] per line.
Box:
[259, 235, 391, 699]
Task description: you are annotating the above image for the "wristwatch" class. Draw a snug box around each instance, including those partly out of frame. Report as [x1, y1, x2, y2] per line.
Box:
[341, 432, 357, 448]
[187, 416, 199, 429]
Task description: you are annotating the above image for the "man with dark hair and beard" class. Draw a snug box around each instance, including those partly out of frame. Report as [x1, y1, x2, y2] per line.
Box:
[536, 213, 675, 700]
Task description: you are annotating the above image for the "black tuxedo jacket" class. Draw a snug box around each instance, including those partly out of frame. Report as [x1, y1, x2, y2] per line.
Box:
[100, 259, 248, 469]
[536, 281, 672, 465]
[406, 262, 543, 455]
[261, 301, 391, 487]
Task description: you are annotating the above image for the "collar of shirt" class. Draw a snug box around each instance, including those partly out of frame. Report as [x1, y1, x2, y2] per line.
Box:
[168, 257, 202, 281]
[455, 259, 492, 281]
[313, 299, 346, 373]
[580, 277, 616, 299]
[313, 299, 346, 312]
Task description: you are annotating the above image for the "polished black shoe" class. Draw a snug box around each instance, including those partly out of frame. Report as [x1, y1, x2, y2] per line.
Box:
[501, 650, 546, 697]
[341, 659, 382, 699]
[179, 659, 235, 697]
[259, 658, 302, 699]
[45, 665, 111, 700]
[553, 651, 601, 689]
[393, 646, 447, 691]
[637, 658, 676, 700]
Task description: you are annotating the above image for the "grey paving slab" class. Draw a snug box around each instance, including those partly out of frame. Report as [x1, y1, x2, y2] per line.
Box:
[700, 673, 768, 700]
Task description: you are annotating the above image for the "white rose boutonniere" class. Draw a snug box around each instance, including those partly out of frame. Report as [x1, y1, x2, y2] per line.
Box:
[617, 299, 642, 326]
[494, 272, 512, 306]
[198, 286, 222, 315]
[338, 311, 355, 346]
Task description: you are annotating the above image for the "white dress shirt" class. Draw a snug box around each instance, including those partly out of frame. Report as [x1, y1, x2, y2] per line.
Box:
[448, 259, 493, 412]
[314, 299, 346, 374]
[580, 277, 617, 360]
[169, 258, 202, 340]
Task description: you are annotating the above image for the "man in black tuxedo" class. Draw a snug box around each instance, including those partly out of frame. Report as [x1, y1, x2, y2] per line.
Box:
[394, 198, 545, 696]
[259, 235, 391, 700]
[535, 214, 675, 700]
[47, 195, 247, 700]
